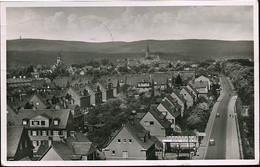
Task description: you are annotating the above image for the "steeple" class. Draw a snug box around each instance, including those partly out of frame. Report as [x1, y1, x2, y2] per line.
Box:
[145, 43, 150, 58]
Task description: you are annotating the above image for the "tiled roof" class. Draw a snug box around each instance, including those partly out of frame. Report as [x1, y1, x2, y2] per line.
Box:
[171, 90, 187, 103]
[160, 99, 180, 118]
[182, 87, 196, 99]
[31, 79, 45, 88]
[7, 127, 24, 157]
[53, 77, 70, 87]
[50, 132, 96, 160]
[52, 141, 74, 160]
[149, 109, 171, 128]
[124, 121, 158, 149]
[190, 81, 208, 89]
[164, 95, 182, 109]
[11, 109, 71, 129]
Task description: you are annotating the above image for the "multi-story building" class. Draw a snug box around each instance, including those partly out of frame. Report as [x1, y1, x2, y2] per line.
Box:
[103, 121, 157, 160]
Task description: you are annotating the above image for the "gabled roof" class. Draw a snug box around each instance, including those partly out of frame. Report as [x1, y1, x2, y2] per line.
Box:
[190, 81, 208, 89]
[160, 99, 180, 118]
[31, 79, 45, 88]
[106, 121, 157, 150]
[49, 132, 96, 160]
[171, 90, 187, 103]
[181, 87, 196, 99]
[52, 141, 74, 160]
[124, 121, 158, 149]
[164, 95, 182, 110]
[7, 127, 24, 157]
[29, 94, 47, 105]
[11, 109, 71, 129]
[148, 109, 171, 128]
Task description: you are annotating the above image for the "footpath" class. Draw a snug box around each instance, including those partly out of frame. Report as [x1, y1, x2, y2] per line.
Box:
[193, 77, 225, 160]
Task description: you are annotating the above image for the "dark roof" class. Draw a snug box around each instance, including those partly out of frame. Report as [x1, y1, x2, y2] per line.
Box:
[149, 109, 171, 128]
[171, 90, 187, 103]
[50, 132, 96, 160]
[124, 121, 158, 149]
[7, 127, 24, 157]
[160, 99, 180, 118]
[190, 81, 208, 89]
[11, 109, 71, 129]
[52, 141, 74, 160]
[31, 79, 45, 88]
[182, 87, 196, 99]
[53, 77, 70, 87]
[35, 140, 49, 155]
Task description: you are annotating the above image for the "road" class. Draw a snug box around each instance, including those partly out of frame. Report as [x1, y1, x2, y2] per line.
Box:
[205, 74, 236, 159]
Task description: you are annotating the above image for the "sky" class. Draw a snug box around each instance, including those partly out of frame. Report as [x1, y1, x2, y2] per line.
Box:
[6, 6, 253, 42]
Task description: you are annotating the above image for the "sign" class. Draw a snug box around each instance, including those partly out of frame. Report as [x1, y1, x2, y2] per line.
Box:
[137, 82, 151, 88]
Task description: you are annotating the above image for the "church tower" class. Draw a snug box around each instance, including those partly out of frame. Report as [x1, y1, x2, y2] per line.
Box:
[145, 43, 150, 58]
[56, 53, 62, 66]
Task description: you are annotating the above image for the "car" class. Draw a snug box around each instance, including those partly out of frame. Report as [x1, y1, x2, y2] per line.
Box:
[209, 139, 215, 146]
[216, 113, 220, 117]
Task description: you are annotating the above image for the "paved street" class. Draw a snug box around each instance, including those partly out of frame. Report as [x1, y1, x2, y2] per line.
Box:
[205, 74, 236, 159]
[226, 95, 240, 159]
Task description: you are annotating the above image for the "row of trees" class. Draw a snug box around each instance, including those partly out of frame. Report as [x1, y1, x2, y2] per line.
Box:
[222, 59, 254, 159]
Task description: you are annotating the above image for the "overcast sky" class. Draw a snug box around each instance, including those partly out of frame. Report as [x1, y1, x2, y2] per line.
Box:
[7, 6, 253, 42]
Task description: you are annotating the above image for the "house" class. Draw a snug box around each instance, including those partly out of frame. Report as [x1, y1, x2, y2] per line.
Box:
[103, 121, 158, 160]
[186, 83, 198, 100]
[67, 87, 91, 108]
[139, 108, 172, 140]
[67, 104, 84, 131]
[7, 127, 34, 161]
[9, 109, 75, 155]
[179, 87, 196, 108]
[31, 79, 45, 92]
[40, 132, 97, 161]
[96, 81, 114, 102]
[157, 98, 181, 129]
[70, 76, 94, 87]
[53, 76, 70, 89]
[7, 77, 32, 88]
[170, 90, 187, 117]
[195, 75, 211, 90]
[190, 81, 209, 99]
[85, 84, 103, 106]
[151, 73, 172, 91]
[29, 94, 48, 110]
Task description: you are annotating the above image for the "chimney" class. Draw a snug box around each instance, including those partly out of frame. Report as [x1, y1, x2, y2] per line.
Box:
[48, 139, 53, 147]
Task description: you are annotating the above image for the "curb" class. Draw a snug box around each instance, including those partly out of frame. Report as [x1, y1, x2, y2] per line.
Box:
[234, 98, 244, 159]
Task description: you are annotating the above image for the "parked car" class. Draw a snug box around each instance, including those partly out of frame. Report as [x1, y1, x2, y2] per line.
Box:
[209, 139, 215, 146]
[216, 113, 220, 117]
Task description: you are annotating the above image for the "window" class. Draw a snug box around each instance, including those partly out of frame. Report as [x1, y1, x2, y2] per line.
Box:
[32, 141, 37, 147]
[123, 139, 126, 143]
[150, 121, 154, 126]
[129, 139, 132, 143]
[36, 102, 39, 106]
[112, 150, 115, 155]
[70, 131, 75, 137]
[32, 131, 37, 136]
[144, 121, 149, 126]
[118, 139, 121, 143]
[41, 121, 45, 126]
[32, 121, 39, 126]
[161, 128, 165, 130]
[24, 141, 28, 148]
[42, 130, 47, 136]
[54, 120, 59, 125]
[22, 120, 27, 125]
[53, 131, 59, 136]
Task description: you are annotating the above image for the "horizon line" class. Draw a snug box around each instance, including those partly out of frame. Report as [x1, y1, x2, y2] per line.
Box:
[6, 37, 254, 43]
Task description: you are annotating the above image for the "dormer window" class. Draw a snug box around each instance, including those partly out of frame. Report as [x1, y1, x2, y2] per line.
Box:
[22, 119, 28, 126]
[36, 102, 39, 106]
[53, 118, 60, 125]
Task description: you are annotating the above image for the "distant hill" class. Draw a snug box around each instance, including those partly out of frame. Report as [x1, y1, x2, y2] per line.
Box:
[7, 39, 254, 66]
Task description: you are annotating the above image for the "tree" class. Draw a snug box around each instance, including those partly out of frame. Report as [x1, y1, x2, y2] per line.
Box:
[175, 74, 183, 87]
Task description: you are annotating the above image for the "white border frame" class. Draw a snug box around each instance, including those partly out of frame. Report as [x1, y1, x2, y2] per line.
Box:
[1, 1, 259, 166]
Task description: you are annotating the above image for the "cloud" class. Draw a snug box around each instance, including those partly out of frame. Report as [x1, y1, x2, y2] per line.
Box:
[7, 6, 254, 42]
